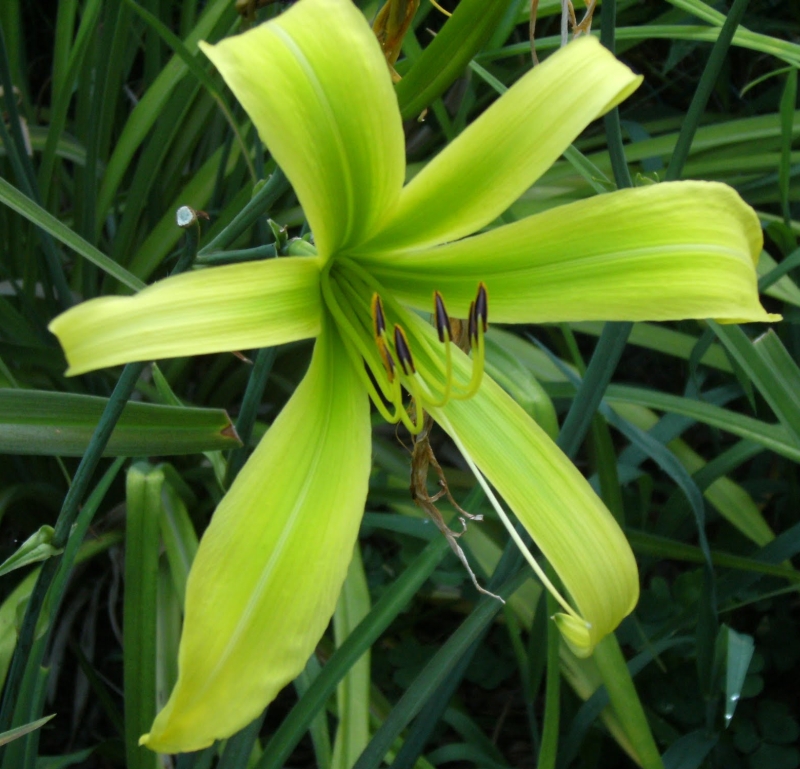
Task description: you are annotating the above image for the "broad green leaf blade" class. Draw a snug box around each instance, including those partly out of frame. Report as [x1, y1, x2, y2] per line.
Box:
[0, 175, 144, 292]
[363, 181, 775, 324]
[0, 390, 240, 456]
[363, 37, 641, 253]
[395, 0, 514, 119]
[49, 256, 322, 376]
[200, 0, 405, 257]
[142, 324, 370, 753]
[124, 464, 163, 769]
[407, 316, 639, 655]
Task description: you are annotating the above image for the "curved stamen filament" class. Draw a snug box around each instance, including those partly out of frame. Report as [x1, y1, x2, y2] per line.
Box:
[333, 260, 489, 426]
[320, 269, 405, 424]
[439, 413, 585, 625]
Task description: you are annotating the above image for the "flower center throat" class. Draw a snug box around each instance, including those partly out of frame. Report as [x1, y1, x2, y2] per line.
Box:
[320, 259, 488, 433]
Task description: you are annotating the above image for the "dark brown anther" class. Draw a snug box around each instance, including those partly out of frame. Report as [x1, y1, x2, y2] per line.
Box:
[468, 300, 477, 345]
[434, 291, 451, 343]
[475, 282, 488, 333]
[371, 293, 387, 338]
[393, 325, 416, 375]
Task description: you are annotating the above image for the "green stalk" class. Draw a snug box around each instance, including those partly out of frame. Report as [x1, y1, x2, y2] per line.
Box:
[664, 0, 752, 181]
[225, 347, 277, 485]
[198, 169, 288, 254]
[556, 323, 633, 459]
[536, 585, 561, 769]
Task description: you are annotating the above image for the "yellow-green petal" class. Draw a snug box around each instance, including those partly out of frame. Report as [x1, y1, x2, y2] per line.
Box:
[200, 0, 405, 257]
[359, 36, 641, 253]
[363, 181, 778, 324]
[49, 257, 323, 376]
[141, 324, 370, 753]
[406, 316, 638, 655]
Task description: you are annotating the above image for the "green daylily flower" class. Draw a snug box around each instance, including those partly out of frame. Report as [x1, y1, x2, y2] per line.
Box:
[48, 0, 778, 753]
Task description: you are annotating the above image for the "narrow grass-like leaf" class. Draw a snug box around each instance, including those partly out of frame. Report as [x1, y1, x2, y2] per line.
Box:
[126, 142, 242, 280]
[593, 635, 665, 769]
[482, 29, 800, 68]
[560, 637, 694, 769]
[226, 347, 276, 484]
[711, 323, 800, 445]
[95, 0, 235, 224]
[396, 0, 513, 119]
[600, 0, 634, 190]
[0, 527, 61, 578]
[664, 0, 751, 180]
[332, 546, 371, 769]
[724, 626, 754, 726]
[295, 657, 332, 769]
[0, 715, 54, 747]
[758, 248, 800, 296]
[602, 385, 800, 463]
[0, 363, 147, 746]
[0, 390, 240, 456]
[662, 730, 718, 769]
[159, 479, 199, 606]
[216, 711, 267, 769]
[351, 570, 527, 769]
[121, 0, 256, 182]
[124, 463, 163, 769]
[537, 585, 561, 769]
[0, 176, 144, 291]
[37, 0, 102, 203]
[779, 68, 798, 225]
[198, 168, 288, 255]
[627, 530, 798, 581]
[556, 323, 632, 459]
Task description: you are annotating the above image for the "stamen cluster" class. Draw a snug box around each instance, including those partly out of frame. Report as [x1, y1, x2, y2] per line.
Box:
[319, 258, 488, 434]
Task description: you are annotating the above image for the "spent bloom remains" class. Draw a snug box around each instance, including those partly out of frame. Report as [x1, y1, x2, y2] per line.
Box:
[49, 0, 777, 752]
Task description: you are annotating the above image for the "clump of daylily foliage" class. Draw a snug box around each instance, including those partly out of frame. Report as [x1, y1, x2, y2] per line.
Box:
[48, 0, 775, 753]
